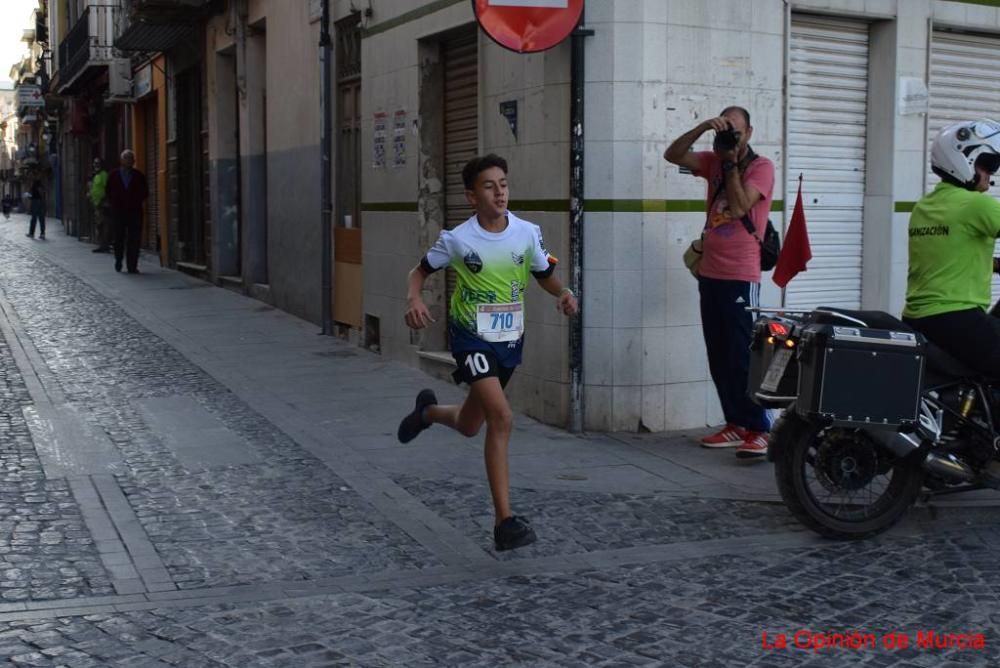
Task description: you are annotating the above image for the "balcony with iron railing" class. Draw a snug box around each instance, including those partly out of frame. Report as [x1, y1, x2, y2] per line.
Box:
[56, 4, 122, 93]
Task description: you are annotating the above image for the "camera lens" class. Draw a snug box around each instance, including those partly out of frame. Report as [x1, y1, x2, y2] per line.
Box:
[713, 129, 739, 152]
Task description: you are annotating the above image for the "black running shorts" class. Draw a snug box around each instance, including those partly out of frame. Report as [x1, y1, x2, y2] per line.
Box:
[451, 350, 515, 388]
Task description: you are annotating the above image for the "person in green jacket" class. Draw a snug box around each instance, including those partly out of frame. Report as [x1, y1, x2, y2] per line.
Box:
[88, 158, 111, 252]
[903, 119, 1000, 379]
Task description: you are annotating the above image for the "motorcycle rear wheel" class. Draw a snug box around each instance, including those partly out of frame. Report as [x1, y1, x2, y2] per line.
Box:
[774, 415, 924, 540]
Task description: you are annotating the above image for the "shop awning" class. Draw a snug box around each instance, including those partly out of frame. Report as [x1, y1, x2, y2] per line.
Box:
[114, 21, 198, 52]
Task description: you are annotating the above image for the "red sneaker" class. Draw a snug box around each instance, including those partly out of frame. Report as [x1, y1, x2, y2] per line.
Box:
[736, 431, 769, 459]
[699, 424, 748, 448]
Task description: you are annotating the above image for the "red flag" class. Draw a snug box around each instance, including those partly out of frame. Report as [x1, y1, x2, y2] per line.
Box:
[772, 176, 812, 288]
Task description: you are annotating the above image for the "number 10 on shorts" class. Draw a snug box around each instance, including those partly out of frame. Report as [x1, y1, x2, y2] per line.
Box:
[465, 352, 490, 376]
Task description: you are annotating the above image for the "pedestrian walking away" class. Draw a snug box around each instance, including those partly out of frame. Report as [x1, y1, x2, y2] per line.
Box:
[664, 105, 774, 459]
[397, 154, 579, 552]
[26, 180, 46, 239]
[88, 157, 112, 252]
[105, 149, 149, 273]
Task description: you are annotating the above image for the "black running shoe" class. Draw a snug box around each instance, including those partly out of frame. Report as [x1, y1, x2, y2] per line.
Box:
[494, 515, 537, 551]
[397, 389, 437, 443]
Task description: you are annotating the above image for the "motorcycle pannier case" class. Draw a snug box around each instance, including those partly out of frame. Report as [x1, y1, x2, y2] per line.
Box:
[795, 323, 926, 428]
[748, 318, 799, 407]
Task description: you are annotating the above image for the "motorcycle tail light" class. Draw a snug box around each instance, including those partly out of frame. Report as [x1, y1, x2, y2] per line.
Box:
[767, 322, 789, 337]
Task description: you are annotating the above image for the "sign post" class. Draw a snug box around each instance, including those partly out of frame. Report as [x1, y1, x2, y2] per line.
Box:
[472, 0, 584, 53]
[473, 0, 591, 431]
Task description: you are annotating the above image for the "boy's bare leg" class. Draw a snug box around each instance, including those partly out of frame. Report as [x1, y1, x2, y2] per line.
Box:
[466, 377, 513, 524]
[424, 380, 512, 523]
[424, 398, 485, 438]
[425, 382, 511, 522]
[399, 376, 533, 547]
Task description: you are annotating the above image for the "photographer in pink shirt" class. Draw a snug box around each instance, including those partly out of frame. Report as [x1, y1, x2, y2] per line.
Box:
[665, 106, 774, 458]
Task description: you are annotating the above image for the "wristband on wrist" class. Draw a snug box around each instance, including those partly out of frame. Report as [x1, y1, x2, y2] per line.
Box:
[559, 287, 575, 298]
[722, 160, 737, 172]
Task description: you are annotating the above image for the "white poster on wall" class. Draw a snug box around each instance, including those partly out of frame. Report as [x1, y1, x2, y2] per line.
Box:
[372, 112, 387, 169]
[392, 109, 406, 168]
[898, 77, 929, 115]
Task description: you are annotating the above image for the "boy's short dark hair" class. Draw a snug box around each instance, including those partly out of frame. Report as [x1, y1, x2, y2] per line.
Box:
[462, 154, 508, 190]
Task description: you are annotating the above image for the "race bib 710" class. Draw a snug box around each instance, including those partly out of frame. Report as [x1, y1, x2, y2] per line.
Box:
[475, 303, 523, 342]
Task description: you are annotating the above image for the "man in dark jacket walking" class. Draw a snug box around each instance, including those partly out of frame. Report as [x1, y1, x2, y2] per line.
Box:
[105, 149, 148, 273]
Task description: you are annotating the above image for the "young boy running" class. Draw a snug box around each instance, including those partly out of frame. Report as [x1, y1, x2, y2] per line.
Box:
[397, 154, 578, 551]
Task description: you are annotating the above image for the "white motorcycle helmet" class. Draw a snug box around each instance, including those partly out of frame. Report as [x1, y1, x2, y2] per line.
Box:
[931, 119, 1000, 188]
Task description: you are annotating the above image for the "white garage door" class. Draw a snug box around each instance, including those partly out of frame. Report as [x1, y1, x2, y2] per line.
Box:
[928, 29, 1000, 303]
[785, 15, 870, 310]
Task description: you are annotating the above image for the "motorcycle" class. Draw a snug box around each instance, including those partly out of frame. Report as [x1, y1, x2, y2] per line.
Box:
[749, 305, 999, 539]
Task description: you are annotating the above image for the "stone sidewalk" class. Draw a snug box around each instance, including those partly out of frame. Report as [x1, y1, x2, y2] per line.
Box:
[17, 219, 777, 498]
[15, 217, 998, 512]
[0, 214, 817, 624]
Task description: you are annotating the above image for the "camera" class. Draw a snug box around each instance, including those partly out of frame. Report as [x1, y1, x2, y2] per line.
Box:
[713, 127, 740, 152]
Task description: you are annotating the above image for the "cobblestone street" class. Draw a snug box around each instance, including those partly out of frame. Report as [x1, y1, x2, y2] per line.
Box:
[0, 219, 998, 667]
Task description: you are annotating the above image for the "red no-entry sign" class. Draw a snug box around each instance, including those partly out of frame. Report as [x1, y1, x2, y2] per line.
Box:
[473, 0, 584, 53]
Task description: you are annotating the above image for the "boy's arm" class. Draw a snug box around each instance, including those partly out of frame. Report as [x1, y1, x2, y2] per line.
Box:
[535, 274, 579, 316]
[404, 264, 435, 329]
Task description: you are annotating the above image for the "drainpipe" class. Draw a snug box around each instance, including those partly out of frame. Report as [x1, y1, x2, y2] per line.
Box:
[319, 0, 333, 335]
[569, 13, 593, 433]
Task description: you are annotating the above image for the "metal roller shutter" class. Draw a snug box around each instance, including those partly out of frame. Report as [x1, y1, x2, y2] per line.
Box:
[928, 30, 1000, 302]
[443, 31, 479, 311]
[785, 16, 870, 309]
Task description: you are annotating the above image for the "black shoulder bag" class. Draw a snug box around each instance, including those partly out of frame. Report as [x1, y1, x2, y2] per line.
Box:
[742, 216, 780, 271]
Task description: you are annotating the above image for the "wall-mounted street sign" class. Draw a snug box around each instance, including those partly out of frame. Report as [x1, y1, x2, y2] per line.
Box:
[473, 0, 584, 53]
[16, 84, 44, 108]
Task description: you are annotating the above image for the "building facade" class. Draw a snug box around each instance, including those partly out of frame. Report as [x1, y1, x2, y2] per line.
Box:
[204, 0, 324, 315]
[356, 0, 1000, 431]
[49, 0, 129, 240]
[41, 0, 1000, 432]
[10, 2, 51, 212]
[48, 0, 214, 262]
[0, 85, 20, 202]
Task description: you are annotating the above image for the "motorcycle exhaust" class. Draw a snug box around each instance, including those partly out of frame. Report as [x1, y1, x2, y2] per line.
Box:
[873, 431, 975, 483]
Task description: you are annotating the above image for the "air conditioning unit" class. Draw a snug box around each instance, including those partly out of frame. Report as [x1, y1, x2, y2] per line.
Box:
[108, 58, 133, 99]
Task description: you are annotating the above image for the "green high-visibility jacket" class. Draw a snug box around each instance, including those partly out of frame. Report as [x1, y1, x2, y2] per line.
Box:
[89, 170, 108, 207]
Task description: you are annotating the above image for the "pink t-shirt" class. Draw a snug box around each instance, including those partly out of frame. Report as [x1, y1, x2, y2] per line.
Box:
[691, 151, 775, 283]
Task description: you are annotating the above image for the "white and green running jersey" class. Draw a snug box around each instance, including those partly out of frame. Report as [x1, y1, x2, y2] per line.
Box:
[422, 212, 554, 335]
